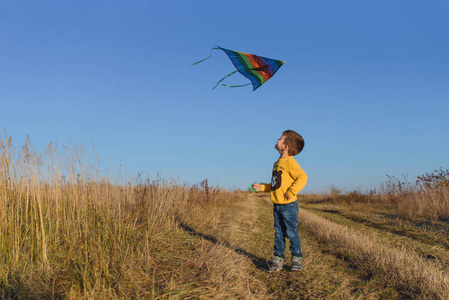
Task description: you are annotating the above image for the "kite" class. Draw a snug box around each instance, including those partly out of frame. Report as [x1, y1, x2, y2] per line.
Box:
[192, 46, 285, 91]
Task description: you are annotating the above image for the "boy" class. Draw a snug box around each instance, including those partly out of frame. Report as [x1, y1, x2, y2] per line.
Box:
[251, 130, 308, 272]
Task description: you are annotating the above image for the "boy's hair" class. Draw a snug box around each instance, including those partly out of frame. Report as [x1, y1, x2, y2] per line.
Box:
[283, 130, 304, 156]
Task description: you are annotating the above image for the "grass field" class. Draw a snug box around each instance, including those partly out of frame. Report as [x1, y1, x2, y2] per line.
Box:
[1, 137, 449, 299]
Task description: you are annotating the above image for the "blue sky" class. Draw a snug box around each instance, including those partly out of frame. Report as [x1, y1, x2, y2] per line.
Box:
[1, 0, 448, 192]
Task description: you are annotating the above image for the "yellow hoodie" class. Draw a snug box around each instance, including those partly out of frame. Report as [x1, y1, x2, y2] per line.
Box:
[260, 156, 308, 204]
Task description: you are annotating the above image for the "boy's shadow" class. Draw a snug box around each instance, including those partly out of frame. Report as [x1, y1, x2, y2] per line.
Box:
[178, 222, 268, 271]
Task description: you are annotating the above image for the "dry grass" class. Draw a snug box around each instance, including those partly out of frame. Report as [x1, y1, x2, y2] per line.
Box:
[2, 133, 449, 299]
[298, 208, 449, 299]
[300, 172, 449, 221]
[297, 179, 449, 298]
[0, 135, 265, 299]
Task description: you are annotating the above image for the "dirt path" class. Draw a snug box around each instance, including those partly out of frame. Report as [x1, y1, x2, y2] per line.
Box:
[302, 205, 449, 270]
[248, 194, 401, 299]
[180, 193, 413, 299]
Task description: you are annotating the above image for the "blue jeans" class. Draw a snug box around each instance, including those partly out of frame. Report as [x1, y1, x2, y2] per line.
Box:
[273, 201, 302, 258]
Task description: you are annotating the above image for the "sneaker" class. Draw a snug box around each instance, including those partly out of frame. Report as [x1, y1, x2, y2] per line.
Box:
[268, 256, 284, 272]
[291, 256, 303, 271]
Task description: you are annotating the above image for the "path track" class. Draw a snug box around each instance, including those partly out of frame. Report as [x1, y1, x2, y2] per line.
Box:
[180, 193, 449, 298]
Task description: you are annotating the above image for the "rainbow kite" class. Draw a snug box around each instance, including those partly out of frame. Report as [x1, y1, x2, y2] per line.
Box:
[193, 46, 285, 91]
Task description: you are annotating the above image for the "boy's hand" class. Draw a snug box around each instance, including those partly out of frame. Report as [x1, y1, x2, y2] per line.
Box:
[251, 183, 261, 192]
[285, 192, 290, 200]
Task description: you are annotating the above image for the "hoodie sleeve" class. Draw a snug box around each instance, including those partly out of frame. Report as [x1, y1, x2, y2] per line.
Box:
[259, 183, 271, 192]
[286, 159, 308, 199]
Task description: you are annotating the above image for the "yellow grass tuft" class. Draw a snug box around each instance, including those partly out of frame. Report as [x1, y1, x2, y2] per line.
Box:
[298, 208, 449, 299]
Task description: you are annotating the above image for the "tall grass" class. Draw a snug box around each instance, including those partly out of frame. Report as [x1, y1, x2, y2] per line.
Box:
[301, 171, 449, 221]
[3, 132, 447, 298]
[0, 135, 175, 297]
[298, 209, 449, 299]
[0, 134, 267, 299]
[380, 172, 449, 220]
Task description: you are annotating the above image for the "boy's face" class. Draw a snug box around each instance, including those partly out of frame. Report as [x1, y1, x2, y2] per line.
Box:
[275, 135, 287, 154]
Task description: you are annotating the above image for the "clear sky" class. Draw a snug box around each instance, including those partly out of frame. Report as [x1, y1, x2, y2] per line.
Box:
[1, 0, 448, 192]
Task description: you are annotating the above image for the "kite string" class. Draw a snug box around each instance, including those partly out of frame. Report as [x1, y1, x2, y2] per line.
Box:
[191, 47, 220, 65]
[213, 70, 238, 89]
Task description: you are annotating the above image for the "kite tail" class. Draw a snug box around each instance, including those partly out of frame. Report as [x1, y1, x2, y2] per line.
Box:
[213, 70, 238, 89]
[222, 83, 251, 88]
[192, 47, 220, 65]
